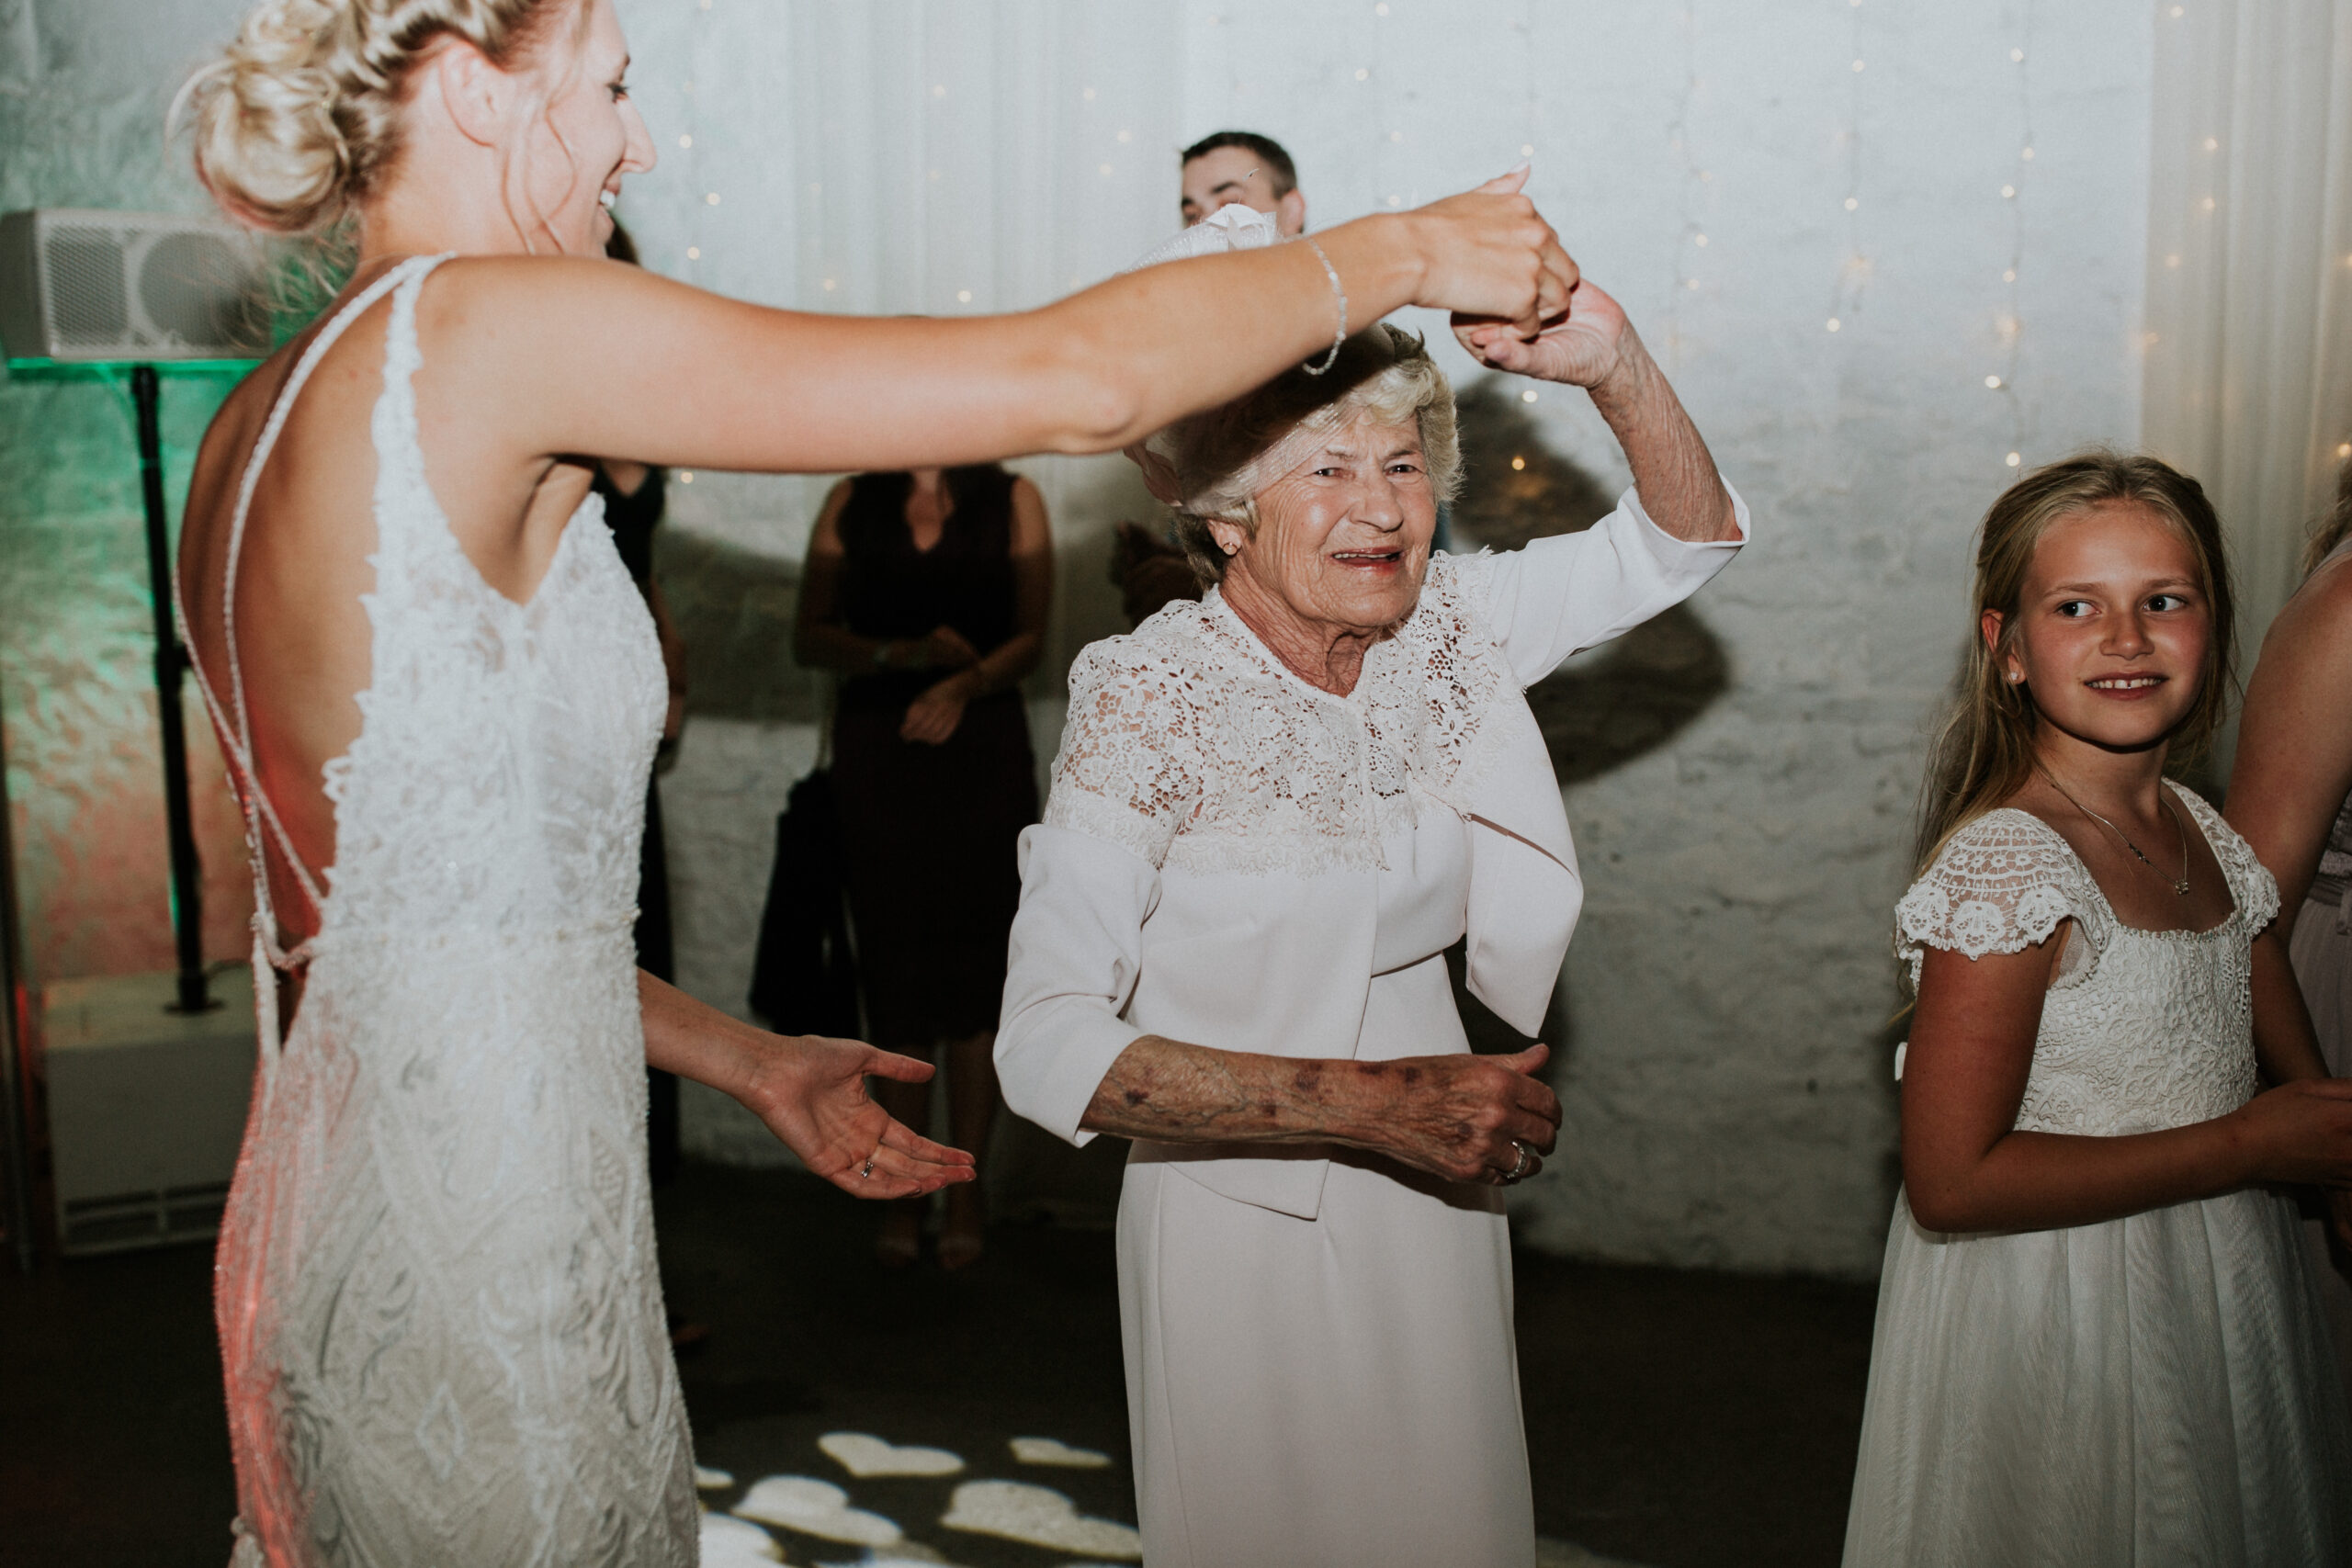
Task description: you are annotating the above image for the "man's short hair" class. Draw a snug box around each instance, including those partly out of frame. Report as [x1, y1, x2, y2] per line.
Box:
[1179, 130, 1298, 197]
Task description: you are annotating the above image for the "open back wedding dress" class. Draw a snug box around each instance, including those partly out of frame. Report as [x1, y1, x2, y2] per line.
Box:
[178, 254, 695, 1567]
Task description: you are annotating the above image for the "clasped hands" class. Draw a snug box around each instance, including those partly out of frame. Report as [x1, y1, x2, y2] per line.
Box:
[892, 623, 979, 745]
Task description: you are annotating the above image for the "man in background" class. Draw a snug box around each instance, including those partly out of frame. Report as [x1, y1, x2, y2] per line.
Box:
[1178, 130, 1306, 235]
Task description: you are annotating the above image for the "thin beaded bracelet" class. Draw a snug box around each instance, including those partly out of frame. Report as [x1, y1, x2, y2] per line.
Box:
[1299, 237, 1347, 375]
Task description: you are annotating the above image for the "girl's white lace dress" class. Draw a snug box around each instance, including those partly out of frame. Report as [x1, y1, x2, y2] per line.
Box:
[180, 256, 695, 1566]
[1842, 791, 2352, 1566]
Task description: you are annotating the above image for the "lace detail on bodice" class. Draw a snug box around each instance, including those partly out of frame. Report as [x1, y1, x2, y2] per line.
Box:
[1045, 552, 1519, 874]
[316, 268, 665, 942]
[1895, 790, 2278, 1135]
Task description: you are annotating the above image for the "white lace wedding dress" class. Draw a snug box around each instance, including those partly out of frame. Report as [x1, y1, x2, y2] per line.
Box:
[1842, 790, 2352, 1565]
[179, 255, 695, 1566]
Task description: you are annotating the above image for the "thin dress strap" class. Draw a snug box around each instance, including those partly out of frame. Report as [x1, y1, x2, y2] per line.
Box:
[173, 254, 447, 976]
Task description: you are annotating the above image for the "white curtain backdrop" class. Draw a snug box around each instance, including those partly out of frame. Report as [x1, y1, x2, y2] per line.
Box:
[2142, 0, 2352, 710]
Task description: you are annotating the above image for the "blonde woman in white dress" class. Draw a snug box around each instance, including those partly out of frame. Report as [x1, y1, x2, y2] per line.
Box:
[172, 1, 1579, 1562]
[1843, 455, 2352, 1565]
[997, 278, 1747, 1564]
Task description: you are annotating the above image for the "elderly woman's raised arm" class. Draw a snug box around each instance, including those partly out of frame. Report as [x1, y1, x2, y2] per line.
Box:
[1462, 288, 1750, 687]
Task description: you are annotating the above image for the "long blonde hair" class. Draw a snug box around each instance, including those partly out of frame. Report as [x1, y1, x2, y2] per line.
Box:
[176, 0, 588, 237]
[1914, 450, 2236, 876]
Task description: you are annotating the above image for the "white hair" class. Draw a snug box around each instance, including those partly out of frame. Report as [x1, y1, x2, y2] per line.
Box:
[1145, 324, 1462, 584]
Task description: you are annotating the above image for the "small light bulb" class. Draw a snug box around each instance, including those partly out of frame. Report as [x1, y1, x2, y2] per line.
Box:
[822, 278, 836, 291]
[2170, 4, 2184, 13]
[2006, 451, 2022, 467]
[2003, 267, 2018, 282]
[706, 192, 720, 206]
[2010, 47, 2025, 62]
[1082, 86, 1097, 101]
[1845, 196, 1860, 210]
[1100, 163, 1114, 177]
[1118, 129, 1133, 143]
[1985, 375, 2003, 389]
[2204, 136, 2219, 151]
[680, 471, 695, 483]
[1390, 130, 1405, 142]
[932, 84, 946, 98]
[1693, 232, 1709, 247]
[2020, 145, 2034, 160]
[2202, 196, 2217, 211]
[685, 246, 700, 261]
[2337, 442, 2352, 459]
[1356, 67, 1371, 81]
[1521, 143, 1534, 157]
[1852, 59, 1865, 72]
[1520, 389, 1539, 403]
[1511, 456, 1527, 471]
[1387, 195, 1403, 208]
[678, 133, 693, 149]
[1376, 1, 1389, 13]
[1685, 277, 1700, 290]
[2002, 184, 2017, 198]
[1826, 317, 1842, 332]
[956, 289, 973, 303]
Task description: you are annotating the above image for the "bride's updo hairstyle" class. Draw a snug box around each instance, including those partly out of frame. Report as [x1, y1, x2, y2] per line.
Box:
[178, 0, 586, 234]
[1138, 323, 1462, 586]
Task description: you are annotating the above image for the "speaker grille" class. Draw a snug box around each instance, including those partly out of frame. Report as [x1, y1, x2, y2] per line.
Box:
[140, 230, 268, 354]
[43, 226, 130, 345]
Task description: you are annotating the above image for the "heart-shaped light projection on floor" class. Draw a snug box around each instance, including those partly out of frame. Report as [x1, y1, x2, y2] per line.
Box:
[734, 1475, 903, 1546]
[698, 1511, 784, 1566]
[939, 1480, 1142, 1559]
[1009, 1437, 1112, 1469]
[819, 1431, 967, 1478]
[696, 1465, 736, 1490]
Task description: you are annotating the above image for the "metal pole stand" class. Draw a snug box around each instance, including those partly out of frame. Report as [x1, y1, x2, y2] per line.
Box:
[130, 366, 214, 1016]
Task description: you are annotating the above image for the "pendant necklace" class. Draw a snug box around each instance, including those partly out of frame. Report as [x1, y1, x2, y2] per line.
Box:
[2036, 766, 2192, 897]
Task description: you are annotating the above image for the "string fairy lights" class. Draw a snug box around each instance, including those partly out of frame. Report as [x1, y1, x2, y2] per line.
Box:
[1989, 1, 2038, 472]
[1824, 0, 1869, 338]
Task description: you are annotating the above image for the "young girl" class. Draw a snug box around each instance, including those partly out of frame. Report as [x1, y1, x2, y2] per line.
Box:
[1843, 454, 2352, 1565]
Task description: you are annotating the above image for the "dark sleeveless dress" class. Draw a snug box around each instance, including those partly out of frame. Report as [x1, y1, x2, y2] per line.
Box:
[831, 468, 1037, 1049]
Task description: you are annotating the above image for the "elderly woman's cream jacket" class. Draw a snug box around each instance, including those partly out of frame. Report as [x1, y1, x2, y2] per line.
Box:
[998, 485, 1747, 1219]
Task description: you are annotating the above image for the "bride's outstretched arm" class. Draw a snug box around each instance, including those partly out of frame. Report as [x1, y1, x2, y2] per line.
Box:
[443, 187, 1575, 477]
[638, 973, 975, 1199]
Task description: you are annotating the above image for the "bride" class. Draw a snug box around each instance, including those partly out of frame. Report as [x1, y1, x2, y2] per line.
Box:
[172, 0, 1577, 1562]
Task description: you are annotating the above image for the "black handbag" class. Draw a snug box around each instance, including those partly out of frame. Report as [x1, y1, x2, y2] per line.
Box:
[747, 765, 861, 1038]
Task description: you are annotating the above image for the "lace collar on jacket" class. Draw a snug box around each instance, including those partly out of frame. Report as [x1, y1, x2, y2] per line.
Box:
[1046, 551, 1523, 876]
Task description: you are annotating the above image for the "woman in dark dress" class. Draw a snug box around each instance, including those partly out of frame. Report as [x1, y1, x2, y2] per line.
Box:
[796, 463, 1052, 1266]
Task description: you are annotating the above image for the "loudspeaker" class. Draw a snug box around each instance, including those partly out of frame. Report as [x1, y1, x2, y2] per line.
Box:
[0, 208, 272, 363]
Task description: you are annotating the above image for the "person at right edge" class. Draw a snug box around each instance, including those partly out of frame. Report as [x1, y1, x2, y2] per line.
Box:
[2226, 453, 2352, 1425]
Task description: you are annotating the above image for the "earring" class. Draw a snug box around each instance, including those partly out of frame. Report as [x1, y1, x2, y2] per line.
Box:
[2007, 670, 2024, 683]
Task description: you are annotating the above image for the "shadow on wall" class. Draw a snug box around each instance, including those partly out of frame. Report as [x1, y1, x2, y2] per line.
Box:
[1451, 377, 1732, 786]
[656, 528, 820, 726]
[1446, 377, 1734, 1058]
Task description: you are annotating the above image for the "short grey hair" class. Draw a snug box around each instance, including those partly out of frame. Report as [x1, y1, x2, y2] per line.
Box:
[1143, 325, 1462, 584]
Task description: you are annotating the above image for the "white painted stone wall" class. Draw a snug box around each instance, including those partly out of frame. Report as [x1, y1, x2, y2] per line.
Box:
[4, 0, 2157, 1277]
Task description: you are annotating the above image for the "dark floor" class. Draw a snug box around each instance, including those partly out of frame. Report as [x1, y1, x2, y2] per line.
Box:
[0, 1160, 1877, 1567]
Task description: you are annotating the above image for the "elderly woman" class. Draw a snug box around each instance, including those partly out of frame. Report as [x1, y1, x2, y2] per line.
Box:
[998, 276, 1747, 1566]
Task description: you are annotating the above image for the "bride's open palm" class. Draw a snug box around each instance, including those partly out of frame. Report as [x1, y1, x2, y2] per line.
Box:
[738, 1033, 977, 1199]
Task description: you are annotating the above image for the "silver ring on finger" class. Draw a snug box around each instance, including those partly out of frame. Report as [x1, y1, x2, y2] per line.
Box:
[1499, 1139, 1533, 1186]
[860, 1152, 876, 1180]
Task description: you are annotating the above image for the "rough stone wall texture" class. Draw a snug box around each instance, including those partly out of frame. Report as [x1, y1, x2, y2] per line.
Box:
[2, 0, 260, 987]
[6, 1, 2155, 1279]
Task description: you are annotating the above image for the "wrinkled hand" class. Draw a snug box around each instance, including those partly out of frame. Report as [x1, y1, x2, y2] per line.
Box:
[1358, 1043, 1562, 1185]
[1454, 272, 1634, 390]
[1404, 167, 1577, 341]
[2241, 1077, 2352, 1187]
[735, 1032, 977, 1198]
[915, 625, 979, 670]
[900, 676, 970, 745]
